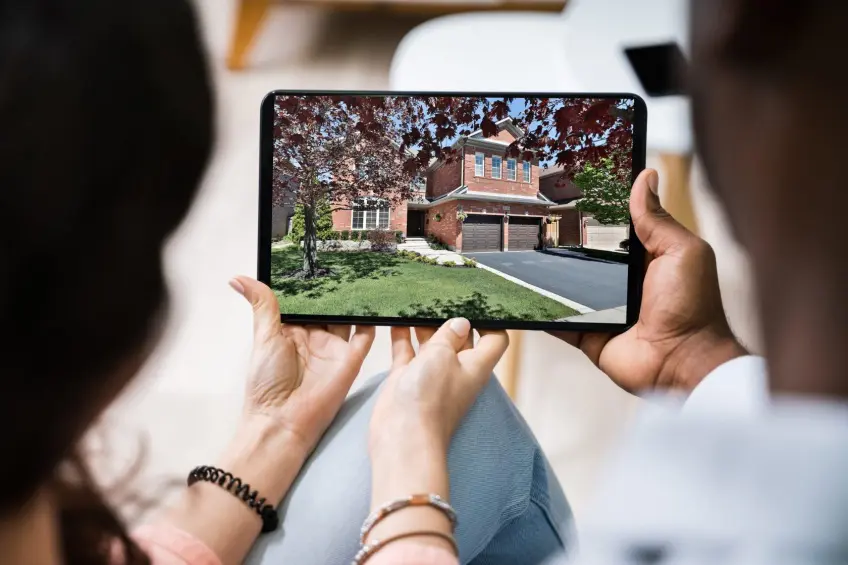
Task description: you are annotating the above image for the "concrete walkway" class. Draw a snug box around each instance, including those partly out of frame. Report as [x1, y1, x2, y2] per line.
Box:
[397, 237, 465, 265]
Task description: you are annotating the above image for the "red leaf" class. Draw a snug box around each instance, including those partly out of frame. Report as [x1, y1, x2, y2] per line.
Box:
[480, 117, 498, 138]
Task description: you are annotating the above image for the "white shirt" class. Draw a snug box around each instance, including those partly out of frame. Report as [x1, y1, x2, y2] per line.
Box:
[562, 356, 848, 565]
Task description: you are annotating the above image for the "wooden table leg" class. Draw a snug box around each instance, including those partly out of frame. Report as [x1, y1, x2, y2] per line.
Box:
[227, 0, 272, 71]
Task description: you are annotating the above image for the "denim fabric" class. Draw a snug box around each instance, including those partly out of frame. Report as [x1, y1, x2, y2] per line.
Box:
[247, 373, 573, 565]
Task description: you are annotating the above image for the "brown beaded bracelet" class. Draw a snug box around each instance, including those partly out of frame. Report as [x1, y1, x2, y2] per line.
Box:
[352, 530, 459, 565]
[360, 494, 457, 545]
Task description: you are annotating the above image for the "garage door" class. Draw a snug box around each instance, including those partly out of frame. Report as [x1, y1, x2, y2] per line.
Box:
[462, 215, 502, 252]
[584, 218, 629, 251]
[508, 217, 541, 251]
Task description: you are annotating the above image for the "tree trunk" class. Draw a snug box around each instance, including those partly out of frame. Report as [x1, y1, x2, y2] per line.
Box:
[302, 204, 319, 277]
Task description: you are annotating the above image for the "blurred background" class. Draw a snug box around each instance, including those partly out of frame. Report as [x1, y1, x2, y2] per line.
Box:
[103, 0, 763, 525]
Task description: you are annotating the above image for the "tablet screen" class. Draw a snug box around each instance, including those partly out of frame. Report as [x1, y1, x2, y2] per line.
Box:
[264, 93, 643, 327]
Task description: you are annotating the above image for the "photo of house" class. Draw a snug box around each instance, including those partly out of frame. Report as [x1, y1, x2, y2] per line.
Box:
[329, 118, 554, 252]
[270, 95, 633, 323]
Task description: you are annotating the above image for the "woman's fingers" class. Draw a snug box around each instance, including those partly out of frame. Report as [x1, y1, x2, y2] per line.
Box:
[414, 326, 437, 346]
[422, 318, 471, 354]
[391, 326, 416, 370]
[459, 330, 509, 379]
[346, 326, 376, 369]
[327, 325, 352, 342]
[230, 276, 280, 343]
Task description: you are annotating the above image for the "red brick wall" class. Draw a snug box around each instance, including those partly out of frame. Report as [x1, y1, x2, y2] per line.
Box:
[427, 160, 462, 199]
[558, 209, 581, 246]
[463, 146, 540, 198]
[493, 128, 516, 143]
[425, 201, 460, 248]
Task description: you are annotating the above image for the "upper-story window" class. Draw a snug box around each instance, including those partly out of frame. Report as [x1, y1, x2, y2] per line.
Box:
[411, 176, 426, 191]
[352, 197, 390, 230]
[474, 153, 485, 176]
[491, 156, 503, 179]
[507, 158, 517, 181]
[523, 161, 531, 183]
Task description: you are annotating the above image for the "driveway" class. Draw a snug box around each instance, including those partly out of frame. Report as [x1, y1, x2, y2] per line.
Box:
[464, 249, 627, 310]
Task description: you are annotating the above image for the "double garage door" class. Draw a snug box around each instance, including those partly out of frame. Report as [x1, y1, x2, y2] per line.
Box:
[461, 215, 541, 252]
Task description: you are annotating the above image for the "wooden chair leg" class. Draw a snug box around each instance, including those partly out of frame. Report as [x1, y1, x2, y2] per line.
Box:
[657, 153, 698, 235]
[227, 0, 272, 71]
[501, 330, 524, 400]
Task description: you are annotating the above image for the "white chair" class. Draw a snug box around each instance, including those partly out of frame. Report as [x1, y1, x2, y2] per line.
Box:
[391, 0, 691, 155]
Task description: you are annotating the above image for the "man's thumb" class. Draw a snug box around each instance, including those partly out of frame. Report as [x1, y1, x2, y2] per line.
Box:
[229, 276, 281, 339]
[629, 168, 692, 256]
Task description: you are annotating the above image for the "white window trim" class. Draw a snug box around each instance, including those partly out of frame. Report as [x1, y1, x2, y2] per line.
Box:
[522, 161, 531, 183]
[491, 156, 503, 179]
[474, 152, 485, 177]
[351, 200, 390, 230]
[507, 158, 517, 181]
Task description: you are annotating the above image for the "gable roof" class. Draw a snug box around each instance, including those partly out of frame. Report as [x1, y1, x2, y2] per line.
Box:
[468, 117, 525, 140]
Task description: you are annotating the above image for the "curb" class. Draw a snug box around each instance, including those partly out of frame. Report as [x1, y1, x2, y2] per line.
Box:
[539, 247, 629, 264]
[473, 263, 595, 314]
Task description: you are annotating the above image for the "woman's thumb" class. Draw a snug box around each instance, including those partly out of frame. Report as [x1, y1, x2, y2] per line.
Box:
[629, 168, 692, 257]
[425, 318, 472, 354]
[229, 276, 280, 340]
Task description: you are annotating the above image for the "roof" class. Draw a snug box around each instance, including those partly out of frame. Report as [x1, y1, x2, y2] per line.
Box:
[428, 185, 554, 207]
[539, 168, 583, 203]
[468, 117, 525, 140]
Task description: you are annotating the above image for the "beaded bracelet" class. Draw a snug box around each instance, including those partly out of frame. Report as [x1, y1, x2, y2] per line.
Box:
[352, 530, 459, 565]
[360, 494, 457, 545]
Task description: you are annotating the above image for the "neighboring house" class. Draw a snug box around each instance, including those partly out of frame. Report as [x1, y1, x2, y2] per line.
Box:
[539, 166, 629, 252]
[330, 118, 554, 252]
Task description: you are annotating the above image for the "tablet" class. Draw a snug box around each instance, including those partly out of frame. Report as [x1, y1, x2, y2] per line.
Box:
[259, 91, 646, 331]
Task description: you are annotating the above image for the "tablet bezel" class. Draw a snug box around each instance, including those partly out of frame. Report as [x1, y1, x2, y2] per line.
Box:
[259, 90, 646, 331]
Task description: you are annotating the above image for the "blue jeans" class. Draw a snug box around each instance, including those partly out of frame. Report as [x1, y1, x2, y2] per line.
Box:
[246, 374, 573, 564]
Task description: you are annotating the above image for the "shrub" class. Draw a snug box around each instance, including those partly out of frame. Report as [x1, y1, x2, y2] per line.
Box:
[395, 230, 404, 243]
[340, 230, 350, 240]
[368, 229, 396, 252]
[350, 230, 360, 241]
[287, 198, 334, 242]
[443, 262, 455, 268]
[462, 257, 477, 268]
[326, 231, 341, 241]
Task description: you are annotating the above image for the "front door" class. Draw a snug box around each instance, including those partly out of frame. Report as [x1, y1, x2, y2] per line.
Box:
[407, 210, 425, 237]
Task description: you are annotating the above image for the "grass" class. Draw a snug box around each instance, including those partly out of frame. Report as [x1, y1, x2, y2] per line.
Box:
[271, 247, 577, 321]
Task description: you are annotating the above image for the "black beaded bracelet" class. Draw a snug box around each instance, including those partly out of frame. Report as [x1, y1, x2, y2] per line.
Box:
[187, 465, 279, 533]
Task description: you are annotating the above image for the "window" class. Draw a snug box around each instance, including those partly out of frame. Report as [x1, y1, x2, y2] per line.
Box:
[474, 153, 485, 176]
[491, 156, 502, 179]
[352, 198, 390, 230]
[523, 161, 531, 183]
[507, 159, 517, 181]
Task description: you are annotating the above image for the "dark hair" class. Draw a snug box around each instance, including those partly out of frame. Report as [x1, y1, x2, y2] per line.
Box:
[0, 0, 213, 563]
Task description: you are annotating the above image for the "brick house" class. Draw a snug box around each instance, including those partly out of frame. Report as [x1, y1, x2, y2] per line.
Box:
[539, 166, 630, 251]
[331, 118, 554, 252]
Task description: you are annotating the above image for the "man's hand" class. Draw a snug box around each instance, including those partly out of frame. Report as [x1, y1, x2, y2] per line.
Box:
[552, 169, 747, 393]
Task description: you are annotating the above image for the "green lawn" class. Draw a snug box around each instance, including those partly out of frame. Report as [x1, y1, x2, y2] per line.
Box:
[271, 247, 577, 321]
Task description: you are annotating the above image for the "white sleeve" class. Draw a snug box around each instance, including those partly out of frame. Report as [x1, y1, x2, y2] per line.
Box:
[682, 355, 769, 417]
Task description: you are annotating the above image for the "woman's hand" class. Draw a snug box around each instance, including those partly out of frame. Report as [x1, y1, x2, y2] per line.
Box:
[551, 169, 747, 394]
[365, 321, 508, 552]
[164, 277, 374, 564]
[371, 320, 509, 455]
[230, 276, 375, 456]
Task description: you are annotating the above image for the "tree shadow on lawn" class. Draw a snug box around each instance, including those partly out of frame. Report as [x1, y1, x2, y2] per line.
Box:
[271, 251, 404, 298]
[398, 291, 555, 321]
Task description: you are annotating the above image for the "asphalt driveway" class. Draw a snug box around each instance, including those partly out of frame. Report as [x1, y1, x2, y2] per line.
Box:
[464, 249, 627, 310]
